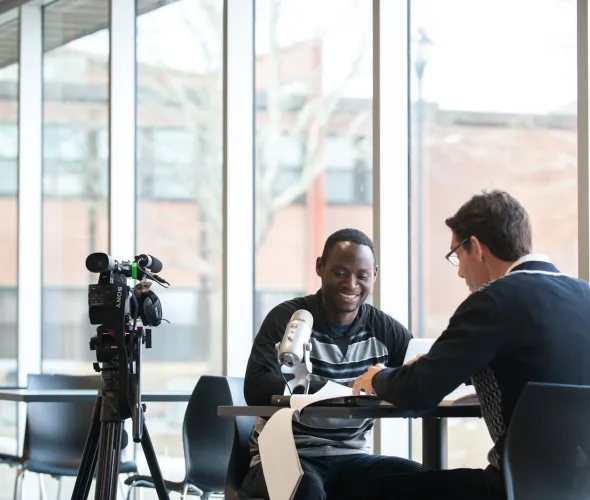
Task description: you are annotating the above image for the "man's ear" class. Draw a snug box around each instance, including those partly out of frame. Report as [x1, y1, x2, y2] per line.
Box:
[373, 265, 379, 283]
[316, 257, 322, 277]
[470, 236, 485, 261]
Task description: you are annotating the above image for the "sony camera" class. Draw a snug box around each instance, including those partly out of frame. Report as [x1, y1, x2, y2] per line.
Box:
[86, 252, 168, 331]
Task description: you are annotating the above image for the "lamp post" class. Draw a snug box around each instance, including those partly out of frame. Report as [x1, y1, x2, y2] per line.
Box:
[413, 27, 432, 338]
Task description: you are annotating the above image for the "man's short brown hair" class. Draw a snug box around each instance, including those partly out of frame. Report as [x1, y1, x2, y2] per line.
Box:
[445, 190, 532, 262]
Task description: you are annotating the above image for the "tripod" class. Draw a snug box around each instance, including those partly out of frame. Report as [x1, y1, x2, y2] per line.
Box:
[71, 327, 169, 500]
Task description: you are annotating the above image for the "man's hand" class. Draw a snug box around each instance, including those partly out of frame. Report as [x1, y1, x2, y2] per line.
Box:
[352, 364, 385, 396]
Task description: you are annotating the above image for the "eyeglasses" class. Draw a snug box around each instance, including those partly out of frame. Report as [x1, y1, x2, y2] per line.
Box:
[445, 237, 469, 266]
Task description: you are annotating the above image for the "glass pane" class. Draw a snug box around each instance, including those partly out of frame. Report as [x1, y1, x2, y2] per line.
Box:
[136, 0, 223, 481]
[0, 8, 19, 488]
[255, 0, 373, 321]
[42, 1, 110, 372]
[410, 0, 577, 467]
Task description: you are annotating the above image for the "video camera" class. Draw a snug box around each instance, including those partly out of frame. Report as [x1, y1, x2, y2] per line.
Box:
[86, 252, 169, 331]
[72, 253, 172, 500]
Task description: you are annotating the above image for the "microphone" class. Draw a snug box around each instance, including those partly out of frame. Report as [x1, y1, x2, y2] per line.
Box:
[276, 310, 314, 394]
[136, 254, 163, 273]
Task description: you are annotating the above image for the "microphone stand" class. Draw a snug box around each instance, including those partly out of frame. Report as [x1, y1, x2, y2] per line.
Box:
[279, 342, 313, 394]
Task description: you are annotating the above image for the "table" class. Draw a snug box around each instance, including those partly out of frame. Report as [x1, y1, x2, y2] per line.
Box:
[0, 389, 191, 403]
[218, 403, 481, 471]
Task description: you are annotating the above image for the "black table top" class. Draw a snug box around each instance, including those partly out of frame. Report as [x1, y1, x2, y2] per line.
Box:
[0, 389, 191, 403]
[218, 403, 481, 419]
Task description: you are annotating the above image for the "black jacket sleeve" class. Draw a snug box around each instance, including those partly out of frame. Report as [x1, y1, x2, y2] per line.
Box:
[244, 301, 325, 406]
[372, 289, 505, 410]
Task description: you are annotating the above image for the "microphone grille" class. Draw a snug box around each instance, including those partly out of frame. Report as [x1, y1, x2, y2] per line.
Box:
[291, 309, 313, 328]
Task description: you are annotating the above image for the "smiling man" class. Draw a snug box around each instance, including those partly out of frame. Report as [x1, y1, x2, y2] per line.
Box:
[242, 228, 421, 500]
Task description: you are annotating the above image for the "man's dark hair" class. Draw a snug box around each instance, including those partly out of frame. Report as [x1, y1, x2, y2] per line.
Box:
[321, 228, 376, 264]
[445, 190, 532, 262]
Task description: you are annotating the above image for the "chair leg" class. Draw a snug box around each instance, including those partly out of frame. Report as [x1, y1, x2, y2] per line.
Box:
[125, 483, 137, 500]
[38, 474, 48, 500]
[56, 477, 63, 500]
[180, 483, 189, 500]
[14, 467, 25, 500]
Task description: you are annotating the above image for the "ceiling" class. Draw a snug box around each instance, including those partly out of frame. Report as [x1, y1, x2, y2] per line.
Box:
[0, 0, 178, 70]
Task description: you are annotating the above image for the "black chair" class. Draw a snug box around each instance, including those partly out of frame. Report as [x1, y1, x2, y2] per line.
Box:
[125, 375, 244, 499]
[0, 373, 138, 500]
[503, 382, 590, 500]
[224, 416, 264, 500]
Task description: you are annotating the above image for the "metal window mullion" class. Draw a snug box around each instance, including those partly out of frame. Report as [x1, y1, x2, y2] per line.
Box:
[17, 3, 42, 453]
[109, 0, 136, 260]
[372, 0, 412, 458]
[222, 0, 255, 377]
[578, 0, 589, 281]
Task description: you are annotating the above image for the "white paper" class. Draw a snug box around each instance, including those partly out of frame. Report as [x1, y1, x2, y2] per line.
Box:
[259, 408, 303, 500]
[289, 380, 353, 412]
[260, 381, 360, 500]
[441, 384, 478, 406]
[403, 338, 435, 363]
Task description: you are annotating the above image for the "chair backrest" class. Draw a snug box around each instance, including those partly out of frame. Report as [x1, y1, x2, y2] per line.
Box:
[182, 376, 245, 492]
[225, 415, 257, 500]
[503, 382, 590, 500]
[25, 373, 102, 469]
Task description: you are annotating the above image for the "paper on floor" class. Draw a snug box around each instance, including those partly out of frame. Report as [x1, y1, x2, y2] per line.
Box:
[259, 407, 303, 500]
[259, 381, 358, 500]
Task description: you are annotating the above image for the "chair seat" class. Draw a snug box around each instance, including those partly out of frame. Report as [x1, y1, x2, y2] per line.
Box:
[124, 475, 209, 496]
[25, 459, 138, 477]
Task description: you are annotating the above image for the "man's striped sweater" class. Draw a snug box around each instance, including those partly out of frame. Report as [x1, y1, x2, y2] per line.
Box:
[244, 290, 412, 466]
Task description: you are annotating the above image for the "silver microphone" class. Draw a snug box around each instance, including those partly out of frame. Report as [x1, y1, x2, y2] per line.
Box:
[276, 310, 314, 394]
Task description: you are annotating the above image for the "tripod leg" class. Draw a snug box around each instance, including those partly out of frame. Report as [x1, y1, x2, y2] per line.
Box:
[95, 421, 116, 500]
[140, 423, 170, 500]
[108, 422, 124, 498]
[71, 396, 102, 500]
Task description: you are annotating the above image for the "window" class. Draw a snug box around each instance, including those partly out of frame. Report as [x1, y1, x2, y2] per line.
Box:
[153, 128, 198, 164]
[0, 10, 19, 467]
[410, 0, 577, 467]
[255, 290, 305, 331]
[325, 161, 372, 205]
[255, 0, 373, 305]
[279, 133, 304, 167]
[0, 161, 17, 195]
[136, 0, 223, 477]
[97, 129, 108, 160]
[0, 14, 18, 385]
[0, 124, 17, 159]
[41, 0, 109, 374]
[325, 134, 356, 168]
[44, 125, 88, 160]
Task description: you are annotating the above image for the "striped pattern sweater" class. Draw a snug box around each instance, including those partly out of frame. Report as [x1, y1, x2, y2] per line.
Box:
[244, 290, 412, 466]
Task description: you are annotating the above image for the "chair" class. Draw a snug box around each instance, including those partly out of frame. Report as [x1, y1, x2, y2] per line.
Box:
[0, 373, 138, 500]
[503, 382, 590, 500]
[224, 416, 264, 500]
[125, 375, 244, 499]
